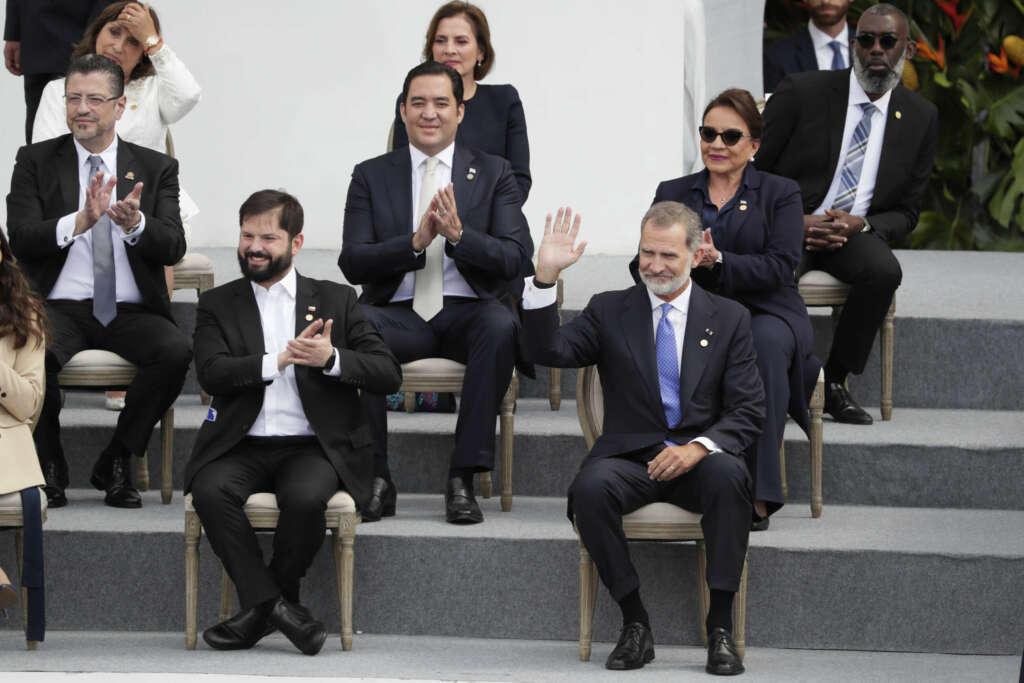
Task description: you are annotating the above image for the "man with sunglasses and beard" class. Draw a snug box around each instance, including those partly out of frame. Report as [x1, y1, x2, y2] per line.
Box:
[186, 189, 400, 655]
[756, 3, 937, 426]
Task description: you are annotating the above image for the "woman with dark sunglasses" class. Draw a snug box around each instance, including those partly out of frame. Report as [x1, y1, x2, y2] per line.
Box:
[643, 88, 820, 530]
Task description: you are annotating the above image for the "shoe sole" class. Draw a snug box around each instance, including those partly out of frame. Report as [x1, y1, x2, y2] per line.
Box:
[606, 648, 655, 670]
[706, 662, 745, 675]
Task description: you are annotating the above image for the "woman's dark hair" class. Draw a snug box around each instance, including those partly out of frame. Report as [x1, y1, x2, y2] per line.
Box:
[0, 231, 48, 350]
[72, 1, 162, 82]
[423, 1, 494, 81]
[702, 88, 763, 140]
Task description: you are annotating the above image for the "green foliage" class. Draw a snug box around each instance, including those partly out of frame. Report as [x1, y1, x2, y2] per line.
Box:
[765, 0, 1024, 251]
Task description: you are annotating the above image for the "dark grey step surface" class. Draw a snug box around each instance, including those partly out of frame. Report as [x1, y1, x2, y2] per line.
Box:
[53, 395, 1024, 510]
[1, 494, 1021, 655]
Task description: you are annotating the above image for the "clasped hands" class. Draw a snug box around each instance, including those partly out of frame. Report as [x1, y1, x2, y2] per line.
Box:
[277, 318, 335, 372]
[412, 183, 463, 251]
[74, 172, 144, 236]
[803, 209, 864, 251]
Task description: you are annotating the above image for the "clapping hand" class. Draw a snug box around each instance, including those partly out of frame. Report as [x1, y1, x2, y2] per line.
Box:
[108, 182, 143, 231]
[431, 184, 463, 242]
[535, 207, 586, 284]
[75, 171, 118, 235]
[285, 318, 335, 369]
[692, 229, 719, 269]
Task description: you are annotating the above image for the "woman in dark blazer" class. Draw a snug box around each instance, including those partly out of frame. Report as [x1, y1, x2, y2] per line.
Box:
[650, 88, 820, 528]
[390, 1, 531, 203]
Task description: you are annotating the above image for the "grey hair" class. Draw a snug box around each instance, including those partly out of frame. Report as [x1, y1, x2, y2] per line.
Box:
[860, 3, 910, 34]
[640, 201, 702, 252]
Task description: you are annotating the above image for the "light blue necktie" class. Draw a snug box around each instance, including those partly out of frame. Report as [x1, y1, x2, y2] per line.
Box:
[829, 41, 845, 70]
[88, 155, 116, 326]
[832, 103, 876, 213]
[655, 303, 681, 430]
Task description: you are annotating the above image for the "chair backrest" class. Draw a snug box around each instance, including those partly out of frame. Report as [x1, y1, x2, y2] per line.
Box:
[386, 121, 394, 153]
[165, 129, 175, 158]
[576, 365, 602, 450]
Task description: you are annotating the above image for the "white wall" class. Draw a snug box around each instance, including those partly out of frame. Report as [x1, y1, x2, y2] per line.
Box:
[0, 0, 764, 255]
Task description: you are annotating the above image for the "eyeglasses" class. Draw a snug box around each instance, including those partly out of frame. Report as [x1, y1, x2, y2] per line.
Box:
[698, 126, 750, 146]
[853, 32, 902, 50]
[64, 94, 121, 109]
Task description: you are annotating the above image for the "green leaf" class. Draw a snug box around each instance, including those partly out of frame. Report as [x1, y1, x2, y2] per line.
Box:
[984, 85, 1024, 139]
[988, 138, 1024, 228]
[933, 71, 952, 88]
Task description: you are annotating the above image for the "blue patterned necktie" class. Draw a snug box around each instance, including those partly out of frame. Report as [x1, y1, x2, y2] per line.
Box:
[829, 40, 845, 70]
[655, 303, 682, 429]
[88, 155, 117, 326]
[832, 103, 876, 213]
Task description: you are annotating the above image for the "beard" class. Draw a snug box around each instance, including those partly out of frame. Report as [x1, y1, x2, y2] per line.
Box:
[853, 51, 906, 96]
[238, 248, 292, 283]
[640, 268, 691, 297]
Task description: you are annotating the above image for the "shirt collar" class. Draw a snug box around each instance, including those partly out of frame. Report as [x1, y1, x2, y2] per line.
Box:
[647, 278, 693, 317]
[807, 19, 848, 50]
[693, 165, 753, 206]
[74, 135, 118, 174]
[409, 140, 456, 172]
[847, 67, 893, 114]
[251, 265, 297, 300]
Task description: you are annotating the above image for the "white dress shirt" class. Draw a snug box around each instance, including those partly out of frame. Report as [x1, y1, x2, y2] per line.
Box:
[48, 137, 146, 303]
[390, 141, 478, 303]
[249, 268, 341, 437]
[808, 20, 849, 71]
[812, 69, 892, 218]
[523, 277, 719, 454]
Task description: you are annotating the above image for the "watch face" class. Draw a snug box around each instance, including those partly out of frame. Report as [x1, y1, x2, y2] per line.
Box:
[145, 36, 160, 48]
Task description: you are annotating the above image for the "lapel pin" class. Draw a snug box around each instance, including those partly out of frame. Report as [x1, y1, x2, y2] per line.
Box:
[705, 328, 713, 336]
[305, 314, 314, 321]
[739, 200, 748, 212]
[895, 110, 902, 120]
[124, 171, 135, 180]
[466, 167, 477, 180]
[130, 104, 137, 110]
[699, 339, 709, 347]
[306, 305, 316, 321]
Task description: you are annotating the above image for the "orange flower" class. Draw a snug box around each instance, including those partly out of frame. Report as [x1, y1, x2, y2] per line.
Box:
[934, 0, 972, 36]
[917, 34, 946, 70]
[988, 47, 1010, 73]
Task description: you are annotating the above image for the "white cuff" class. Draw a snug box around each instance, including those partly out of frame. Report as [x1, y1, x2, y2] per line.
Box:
[56, 212, 78, 248]
[522, 276, 558, 310]
[322, 347, 342, 377]
[261, 353, 279, 381]
[689, 436, 720, 455]
[115, 213, 146, 246]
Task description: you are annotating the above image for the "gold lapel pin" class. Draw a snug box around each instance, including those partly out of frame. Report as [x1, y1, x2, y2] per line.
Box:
[467, 167, 477, 180]
[124, 171, 135, 180]
[705, 328, 713, 336]
[739, 200, 748, 212]
[305, 314, 314, 321]
[306, 305, 316, 321]
[699, 339, 709, 347]
[895, 110, 902, 119]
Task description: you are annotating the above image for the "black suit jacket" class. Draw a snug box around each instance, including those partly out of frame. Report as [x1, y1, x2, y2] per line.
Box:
[523, 281, 764, 470]
[649, 167, 820, 433]
[185, 274, 402, 512]
[3, 1, 113, 75]
[763, 26, 817, 93]
[755, 69, 939, 246]
[6, 134, 185, 319]
[340, 144, 532, 305]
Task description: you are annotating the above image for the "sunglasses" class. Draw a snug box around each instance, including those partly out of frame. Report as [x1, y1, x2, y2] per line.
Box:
[698, 126, 749, 146]
[853, 32, 902, 50]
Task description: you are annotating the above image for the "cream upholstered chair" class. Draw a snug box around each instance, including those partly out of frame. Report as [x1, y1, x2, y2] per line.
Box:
[574, 365, 748, 661]
[399, 359, 518, 511]
[184, 490, 359, 651]
[0, 491, 46, 650]
[778, 368, 826, 518]
[797, 270, 894, 421]
[58, 350, 174, 504]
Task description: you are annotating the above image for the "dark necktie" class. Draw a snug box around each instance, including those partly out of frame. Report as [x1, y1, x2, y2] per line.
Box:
[87, 155, 116, 326]
[829, 41, 845, 70]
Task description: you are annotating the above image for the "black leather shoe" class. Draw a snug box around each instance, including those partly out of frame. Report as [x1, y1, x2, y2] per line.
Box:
[824, 382, 873, 425]
[750, 516, 769, 532]
[42, 462, 67, 508]
[606, 621, 655, 670]
[362, 477, 396, 522]
[267, 596, 327, 655]
[445, 475, 483, 524]
[706, 626, 745, 675]
[90, 455, 142, 508]
[202, 606, 276, 650]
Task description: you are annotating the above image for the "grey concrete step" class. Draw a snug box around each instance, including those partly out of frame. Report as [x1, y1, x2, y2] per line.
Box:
[1, 495, 1021, 655]
[0, 631, 1018, 682]
[52, 395, 1024, 511]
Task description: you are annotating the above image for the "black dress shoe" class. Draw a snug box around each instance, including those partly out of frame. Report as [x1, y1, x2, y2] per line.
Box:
[90, 455, 142, 508]
[42, 461, 68, 508]
[202, 606, 276, 650]
[362, 477, 396, 522]
[750, 516, 769, 532]
[267, 596, 327, 655]
[706, 626, 745, 675]
[445, 475, 483, 524]
[824, 382, 873, 425]
[606, 621, 655, 670]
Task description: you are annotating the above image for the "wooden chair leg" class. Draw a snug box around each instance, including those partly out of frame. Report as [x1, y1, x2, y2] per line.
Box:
[200, 390, 212, 406]
[881, 301, 894, 421]
[734, 557, 748, 659]
[578, 540, 599, 661]
[219, 568, 234, 622]
[478, 471, 493, 499]
[549, 367, 562, 411]
[184, 512, 201, 650]
[696, 541, 710, 647]
[337, 516, 357, 651]
[778, 441, 787, 502]
[136, 450, 150, 492]
[810, 374, 825, 518]
[403, 391, 416, 413]
[161, 407, 174, 504]
[499, 375, 517, 511]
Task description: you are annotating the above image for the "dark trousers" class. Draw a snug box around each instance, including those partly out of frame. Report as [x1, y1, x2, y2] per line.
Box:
[190, 436, 343, 610]
[359, 297, 517, 477]
[34, 300, 191, 480]
[570, 450, 752, 600]
[804, 232, 901, 376]
[746, 314, 796, 512]
[23, 72, 62, 144]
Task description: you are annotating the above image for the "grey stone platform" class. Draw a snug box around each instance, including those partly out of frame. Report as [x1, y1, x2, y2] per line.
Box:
[0, 632, 1018, 682]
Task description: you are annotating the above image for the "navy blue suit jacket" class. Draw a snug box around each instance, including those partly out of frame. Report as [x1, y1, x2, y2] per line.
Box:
[763, 26, 818, 94]
[647, 166, 820, 433]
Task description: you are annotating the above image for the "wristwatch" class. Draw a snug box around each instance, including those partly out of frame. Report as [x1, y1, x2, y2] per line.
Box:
[144, 35, 162, 54]
[322, 349, 337, 371]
